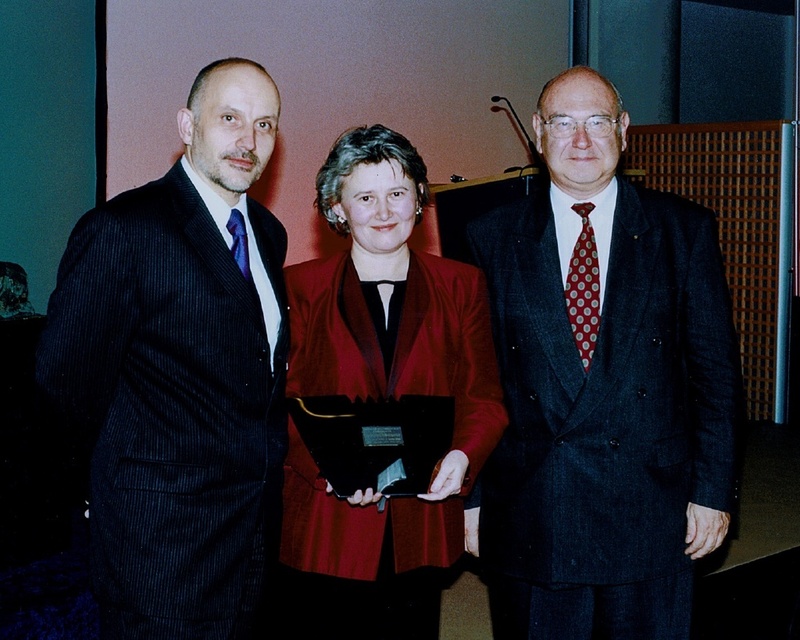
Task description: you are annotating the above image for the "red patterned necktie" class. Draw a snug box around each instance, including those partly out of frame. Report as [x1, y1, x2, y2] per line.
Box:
[565, 202, 600, 372]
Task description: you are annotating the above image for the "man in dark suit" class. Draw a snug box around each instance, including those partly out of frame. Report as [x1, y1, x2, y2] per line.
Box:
[465, 66, 742, 639]
[36, 58, 288, 638]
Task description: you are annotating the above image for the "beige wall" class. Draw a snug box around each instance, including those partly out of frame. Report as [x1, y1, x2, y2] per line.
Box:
[106, 0, 569, 264]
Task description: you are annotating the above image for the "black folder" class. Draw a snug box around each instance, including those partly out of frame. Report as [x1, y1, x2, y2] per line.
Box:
[287, 395, 455, 498]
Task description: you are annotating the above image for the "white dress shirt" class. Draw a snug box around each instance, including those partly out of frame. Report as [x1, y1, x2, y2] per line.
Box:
[550, 178, 617, 312]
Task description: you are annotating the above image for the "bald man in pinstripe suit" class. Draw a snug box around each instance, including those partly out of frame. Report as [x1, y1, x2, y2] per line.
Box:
[37, 58, 288, 639]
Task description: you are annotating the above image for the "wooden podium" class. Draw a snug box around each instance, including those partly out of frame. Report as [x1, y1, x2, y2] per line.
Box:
[431, 167, 541, 264]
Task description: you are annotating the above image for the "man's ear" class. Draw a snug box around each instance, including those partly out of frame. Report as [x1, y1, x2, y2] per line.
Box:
[177, 108, 195, 146]
[619, 111, 631, 152]
[531, 114, 545, 154]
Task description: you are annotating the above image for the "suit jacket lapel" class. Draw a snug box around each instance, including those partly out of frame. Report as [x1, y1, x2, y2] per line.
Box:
[248, 198, 291, 396]
[339, 257, 387, 395]
[166, 163, 267, 337]
[386, 253, 428, 395]
[514, 190, 587, 403]
[248, 201, 289, 348]
[337, 252, 430, 398]
[563, 179, 658, 431]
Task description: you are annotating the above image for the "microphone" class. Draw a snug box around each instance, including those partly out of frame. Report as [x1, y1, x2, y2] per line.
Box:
[491, 95, 537, 161]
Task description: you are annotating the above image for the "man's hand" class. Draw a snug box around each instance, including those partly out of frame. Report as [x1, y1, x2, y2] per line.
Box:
[465, 506, 480, 557]
[685, 502, 730, 559]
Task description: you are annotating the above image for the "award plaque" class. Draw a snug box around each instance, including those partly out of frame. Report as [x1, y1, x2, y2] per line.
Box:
[287, 395, 455, 497]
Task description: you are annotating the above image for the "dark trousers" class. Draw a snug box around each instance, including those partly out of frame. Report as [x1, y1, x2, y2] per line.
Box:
[275, 562, 448, 640]
[98, 516, 269, 639]
[487, 568, 694, 640]
[275, 504, 455, 639]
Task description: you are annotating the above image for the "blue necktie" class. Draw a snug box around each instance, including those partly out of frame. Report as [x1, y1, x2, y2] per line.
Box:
[226, 208, 252, 281]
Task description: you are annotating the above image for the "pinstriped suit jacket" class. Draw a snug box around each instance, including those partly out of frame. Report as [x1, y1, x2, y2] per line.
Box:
[467, 177, 743, 585]
[36, 161, 288, 628]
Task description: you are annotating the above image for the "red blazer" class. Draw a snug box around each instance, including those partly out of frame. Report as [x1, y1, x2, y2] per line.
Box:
[280, 250, 507, 580]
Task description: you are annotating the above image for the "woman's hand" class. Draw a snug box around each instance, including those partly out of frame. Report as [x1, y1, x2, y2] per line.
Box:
[418, 449, 469, 502]
[326, 481, 383, 506]
[347, 487, 383, 506]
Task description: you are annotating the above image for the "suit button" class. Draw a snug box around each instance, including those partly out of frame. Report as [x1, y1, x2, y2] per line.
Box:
[609, 438, 620, 448]
[637, 388, 647, 399]
[257, 348, 269, 363]
[652, 337, 663, 347]
[528, 391, 538, 402]
[554, 437, 565, 446]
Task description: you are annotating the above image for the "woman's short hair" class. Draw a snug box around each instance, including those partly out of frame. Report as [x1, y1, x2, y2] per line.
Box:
[315, 124, 430, 236]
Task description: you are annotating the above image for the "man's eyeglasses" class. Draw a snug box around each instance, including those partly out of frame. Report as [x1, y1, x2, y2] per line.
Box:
[542, 116, 620, 139]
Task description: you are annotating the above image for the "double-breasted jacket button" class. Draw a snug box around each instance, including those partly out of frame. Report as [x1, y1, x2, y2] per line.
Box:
[651, 337, 663, 347]
[528, 390, 538, 402]
[637, 388, 648, 399]
[609, 438, 621, 449]
[554, 437, 565, 446]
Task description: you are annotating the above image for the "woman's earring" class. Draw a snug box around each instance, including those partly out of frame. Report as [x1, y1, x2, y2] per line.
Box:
[415, 206, 423, 218]
[335, 215, 350, 234]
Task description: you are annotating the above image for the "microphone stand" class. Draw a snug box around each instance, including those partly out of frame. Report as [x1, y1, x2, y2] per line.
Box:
[491, 95, 538, 163]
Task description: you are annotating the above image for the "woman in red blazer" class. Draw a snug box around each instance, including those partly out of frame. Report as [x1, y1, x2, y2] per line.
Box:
[278, 125, 507, 639]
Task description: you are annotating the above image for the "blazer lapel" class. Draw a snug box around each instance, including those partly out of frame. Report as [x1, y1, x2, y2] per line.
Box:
[339, 257, 388, 395]
[514, 191, 587, 403]
[386, 253, 428, 396]
[248, 200, 290, 397]
[336, 253, 430, 398]
[249, 203, 289, 348]
[167, 163, 267, 336]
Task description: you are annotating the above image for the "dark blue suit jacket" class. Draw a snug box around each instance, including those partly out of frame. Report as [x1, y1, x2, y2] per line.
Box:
[467, 177, 742, 585]
[36, 161, 289, 626]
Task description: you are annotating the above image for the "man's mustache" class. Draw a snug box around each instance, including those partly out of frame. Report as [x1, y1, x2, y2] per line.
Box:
[223, 151, 259, 165]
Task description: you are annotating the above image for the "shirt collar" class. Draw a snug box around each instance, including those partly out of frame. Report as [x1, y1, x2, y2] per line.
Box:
[181, 155, 248, 228]
[550, 177, 617, 213]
